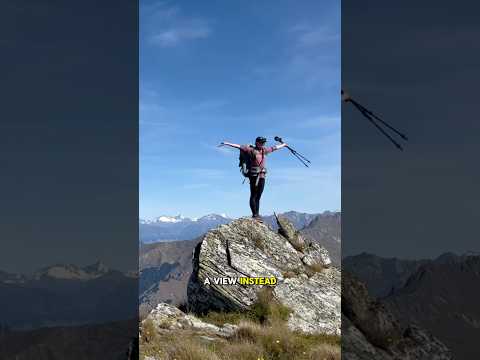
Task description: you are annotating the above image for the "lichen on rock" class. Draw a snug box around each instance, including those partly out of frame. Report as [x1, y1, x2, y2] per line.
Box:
[186, 217, 340, 335]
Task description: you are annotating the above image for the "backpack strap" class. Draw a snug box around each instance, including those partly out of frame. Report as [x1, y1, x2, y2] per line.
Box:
[250, 148, 267, 182]
[252, 147, 265, 167]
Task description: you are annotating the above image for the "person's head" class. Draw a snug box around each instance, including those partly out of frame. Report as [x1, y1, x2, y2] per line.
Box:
[255, 136, 267, 148]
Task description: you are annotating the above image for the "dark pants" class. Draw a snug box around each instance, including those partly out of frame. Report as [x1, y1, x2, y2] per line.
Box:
[249, 176, 265, 217]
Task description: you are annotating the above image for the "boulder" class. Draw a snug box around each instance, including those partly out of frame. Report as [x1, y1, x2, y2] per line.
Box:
[302, 242, 332, 269]
[144, 302, 237, 338]
[342, 271, 452, 359]
[274, 267, 340, 334]
[276, 213, 306, 251]
[187, 217, 340, 335]
[342, 271, 403, 349]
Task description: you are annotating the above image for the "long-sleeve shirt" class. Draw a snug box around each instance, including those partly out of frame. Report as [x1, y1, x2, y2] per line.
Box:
[240, 145, 278, 178]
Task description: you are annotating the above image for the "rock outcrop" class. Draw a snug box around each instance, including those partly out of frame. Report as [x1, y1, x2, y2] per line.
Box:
[300, 212, 341, 266]
[144, 303, 237, 338]
[342, 271, 452, 359]
[187, 216, 341, 335]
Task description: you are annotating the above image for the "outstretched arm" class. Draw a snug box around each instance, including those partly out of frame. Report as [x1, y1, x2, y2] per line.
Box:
[266, 142, 288, 154]
[220, 141, 241, 149]
[274, 143, 288, 150]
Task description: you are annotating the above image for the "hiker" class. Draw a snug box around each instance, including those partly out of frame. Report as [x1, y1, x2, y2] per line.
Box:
[221, 137, 288, 219]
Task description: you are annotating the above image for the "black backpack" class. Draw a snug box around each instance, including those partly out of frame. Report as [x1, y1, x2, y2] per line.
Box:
[239, 145, 254, 177]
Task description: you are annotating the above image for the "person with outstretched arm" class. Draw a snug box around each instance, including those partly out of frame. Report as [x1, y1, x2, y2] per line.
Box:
[221, 137, 288, 220]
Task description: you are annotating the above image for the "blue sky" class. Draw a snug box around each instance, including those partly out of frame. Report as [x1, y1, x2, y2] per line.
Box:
[140, 0, 340, 220]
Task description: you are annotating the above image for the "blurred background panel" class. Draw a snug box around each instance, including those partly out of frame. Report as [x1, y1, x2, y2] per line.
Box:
[0, 1, 138, 359]
[342, 1, 480, 359]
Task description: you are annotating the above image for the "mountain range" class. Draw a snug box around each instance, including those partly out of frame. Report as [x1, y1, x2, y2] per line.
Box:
[139, 239, 198, 317]
[139, 211, 327, 244]
[0, 319, 137, 360]
[345, 252, 480, 359]
[0, 262, 137, 329]
[300, 211, 340, 266]
[343, 252, 476, 298]
[139, 214, 232, 243]
[139, 211, 341, 314]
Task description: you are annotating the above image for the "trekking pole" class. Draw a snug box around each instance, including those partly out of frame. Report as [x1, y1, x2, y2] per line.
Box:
[290, 150, 310, 167]
[288, 148, 311, 163]
[274, 136, 311, 162]
[350, 99, 408, 141]
[274, 136, 310, 167]
[353, 101, 404, 151]
[342, 89, 408, 151]
[286, 148, 310, 167]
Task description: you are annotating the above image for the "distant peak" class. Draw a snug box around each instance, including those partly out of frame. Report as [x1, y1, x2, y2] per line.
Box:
[34, 264, 85, 280]
[33, 262, 110, 280]
[141, 213, 236, 224]
[84, 260, 109, 274]
[154, 215, 187, 223]
[199, 213, 231, 221]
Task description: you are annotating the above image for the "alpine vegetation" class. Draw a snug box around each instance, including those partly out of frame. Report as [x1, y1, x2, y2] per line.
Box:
[140, 216, 340, 359]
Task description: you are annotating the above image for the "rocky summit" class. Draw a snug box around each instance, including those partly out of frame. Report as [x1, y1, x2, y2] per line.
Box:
[342, 271, 452, 360]
[186, 216, 341, 335]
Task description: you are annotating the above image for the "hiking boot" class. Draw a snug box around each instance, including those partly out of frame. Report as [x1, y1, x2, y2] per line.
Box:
[253, 214, 263, 222]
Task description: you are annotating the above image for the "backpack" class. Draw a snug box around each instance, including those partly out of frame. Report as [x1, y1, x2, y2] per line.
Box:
[239, 145, 254, 177]
[239, 146, 265, 178]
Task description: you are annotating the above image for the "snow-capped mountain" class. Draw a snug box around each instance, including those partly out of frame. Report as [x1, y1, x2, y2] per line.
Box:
[33, 261, 112, 281]
[138, 211, 325, 244]
[141, 215, 188, 224]
[198, 214, 229, 221]
[140, 214, 230, 225]
[139, 213, 232, 243]
[0, 262, 137, 329]
[0, 270, 27, 284]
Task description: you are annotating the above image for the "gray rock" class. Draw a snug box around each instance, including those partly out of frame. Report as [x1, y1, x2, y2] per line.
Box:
[144, 302, 237, 338]
[342, 314, 390, 360]
[276, 213, 306, 251]
[187, 217, 340, 335]
[342, 271, 403, 349]
[302, 242, 332, 268]
[274, 268, 340, 335]
[276, 213, 332, 269]
[342, 271, 452, 359]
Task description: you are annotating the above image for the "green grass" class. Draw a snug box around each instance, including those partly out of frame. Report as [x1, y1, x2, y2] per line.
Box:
[199, 311, 247, 326]
[199, 287, 291, 326]
[140, 288, 339, 360]
[232, 320, 340, 360]
[140, 319, 340, 360]
[249, 287, 291, 324]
